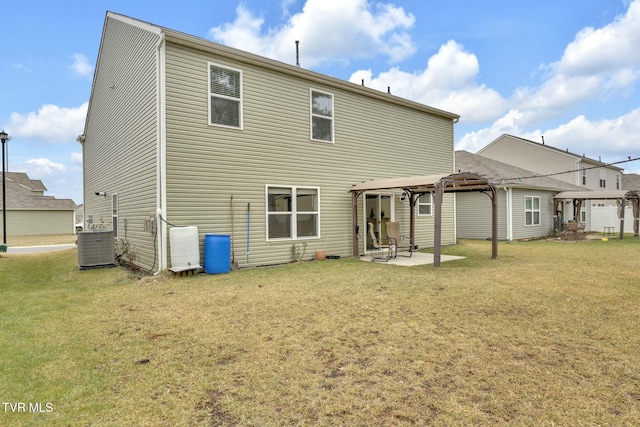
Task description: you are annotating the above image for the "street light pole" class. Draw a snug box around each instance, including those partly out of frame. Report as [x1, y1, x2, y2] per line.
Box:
[0, 130, 9, 246]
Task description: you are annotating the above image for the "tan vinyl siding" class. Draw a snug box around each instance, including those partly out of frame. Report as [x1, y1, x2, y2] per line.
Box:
[511, 189, 555, 239]
[457, 188, 556, 241]
[2, 211, 75, 236]
[83, 16, 160, 271]
[164, 42, 455, 267]
[479, 135, 579, 186]
[456, 191, 508, 240]
[580, 161, 620, 191]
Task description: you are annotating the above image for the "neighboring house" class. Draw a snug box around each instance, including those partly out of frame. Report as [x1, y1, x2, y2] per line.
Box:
[75, 204, 84, 231]
[0, 172, 77, 237]
[455, 151, 585, 240]
[477, 134, 624, 230]
[622, 173, 640, 191]
[79, 12, 459, 273]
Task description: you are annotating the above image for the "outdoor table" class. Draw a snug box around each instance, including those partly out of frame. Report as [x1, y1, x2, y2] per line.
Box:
[603, 226, 615, 236]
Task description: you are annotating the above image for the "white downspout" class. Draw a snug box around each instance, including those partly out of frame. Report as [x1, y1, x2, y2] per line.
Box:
[504, 187, 513, 241]
[155, 32, 167, 273]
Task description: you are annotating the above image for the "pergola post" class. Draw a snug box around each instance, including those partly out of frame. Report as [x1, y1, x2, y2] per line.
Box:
[553, 199, 562, 235]
[433, 182, 444, 268]
[633, 197, 639, 237]
[352, 191, 360, 257]
[491, 186, 498, 260]
[618, 198, 625, 240]
[409, 191, 416, 247]
[573, 199, 583, 222]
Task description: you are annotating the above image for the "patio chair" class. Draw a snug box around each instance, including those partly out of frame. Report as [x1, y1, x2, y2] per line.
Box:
[367, 222, 394, 262]
[386, 221, 414, 257]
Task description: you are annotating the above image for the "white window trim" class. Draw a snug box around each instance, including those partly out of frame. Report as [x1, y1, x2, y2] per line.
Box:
[112, 193, 119, 238]
[265, 185, 321, 241]
[208, 61, 243, 130]
[310, 88, 334, 143]
[524, 195, 540, 226]
[417, 193, 432, 217]
[581, 167, 587, 186]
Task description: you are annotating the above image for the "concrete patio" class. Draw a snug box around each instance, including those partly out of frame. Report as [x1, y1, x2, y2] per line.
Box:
[359, 251, 465, 266]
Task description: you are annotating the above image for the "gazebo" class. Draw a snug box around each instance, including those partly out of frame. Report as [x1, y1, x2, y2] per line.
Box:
[553, 190, 640, 239]
[351, 172, 498, 267]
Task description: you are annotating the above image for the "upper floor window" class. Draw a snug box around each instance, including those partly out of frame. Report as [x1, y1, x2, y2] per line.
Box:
[417, 193, 432, 216]
[581, 168, 587, 186]
[310, 90, 334, 142]
[208, 63, 242, 129]
[525, 196, 540, 226]
[616, 174, 620, 190]
[599, 170, 606, 188]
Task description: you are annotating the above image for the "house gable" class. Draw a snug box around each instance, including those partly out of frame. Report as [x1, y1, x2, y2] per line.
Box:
[477, 134, 622, 190]
[80, 12, 163, 268]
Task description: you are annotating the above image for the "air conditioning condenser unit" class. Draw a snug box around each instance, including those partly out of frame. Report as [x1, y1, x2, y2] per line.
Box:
[78, 230, 116, 270]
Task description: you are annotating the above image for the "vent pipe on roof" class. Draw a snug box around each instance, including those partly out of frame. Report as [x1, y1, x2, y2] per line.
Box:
[387, 86, 391, 94]
[361, 79, 365, 86]
[295, 40, 300, 67]
[541, 135, 545, 145]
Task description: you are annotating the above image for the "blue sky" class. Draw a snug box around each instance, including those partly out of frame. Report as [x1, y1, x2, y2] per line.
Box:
[2, 0, 639, 204]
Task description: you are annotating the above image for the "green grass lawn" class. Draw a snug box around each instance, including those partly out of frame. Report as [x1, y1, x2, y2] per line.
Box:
[1, 238, 640, 426]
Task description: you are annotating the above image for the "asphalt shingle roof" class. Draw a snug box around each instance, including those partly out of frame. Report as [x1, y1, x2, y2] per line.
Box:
[455, 150, 585, 192]
[0, 172, 76, 210]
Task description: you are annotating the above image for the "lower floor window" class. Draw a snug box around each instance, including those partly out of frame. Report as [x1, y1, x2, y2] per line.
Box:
[525, 196, 540, 226]
[267, 186, 320, 240]
[417, 193, 432, 216]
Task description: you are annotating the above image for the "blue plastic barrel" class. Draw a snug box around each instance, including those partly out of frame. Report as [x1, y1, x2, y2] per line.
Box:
[204, 234, 231, 274]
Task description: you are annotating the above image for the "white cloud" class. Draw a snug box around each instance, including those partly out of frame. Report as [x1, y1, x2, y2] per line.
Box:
[208, 0, 416, 67]
[11, 63, 31, 73]
[456, 0, 640, 150]
[11, 158, 83, 202]
[457, 108, 640, 168]
[510, 74, 603, 127]
[350, 40, 507, 122]
[556, 1, 640, 76]
[456, 110, 525, 152]
[71, 152, 83, 166]
[281, 0, 298, 18]
[7, 102, 88, 143]
[505, 0, 640, 128]
[23, 158, 67, 175]
[523, 108, 640, 159]
[70, 54, 93, 78]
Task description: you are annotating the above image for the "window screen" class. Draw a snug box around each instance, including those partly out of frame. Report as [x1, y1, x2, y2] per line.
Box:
[209, 64, 242, 128]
